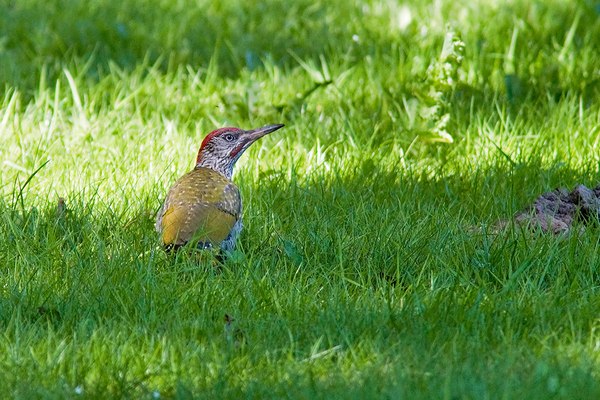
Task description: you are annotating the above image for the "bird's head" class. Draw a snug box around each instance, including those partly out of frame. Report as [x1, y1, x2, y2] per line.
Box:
[195, 124, 284, 178]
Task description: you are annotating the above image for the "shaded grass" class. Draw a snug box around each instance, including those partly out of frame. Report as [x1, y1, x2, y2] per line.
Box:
[2, 159, 600, 397]
[2, 0, 600, 398]
[3, 0, 600, 100]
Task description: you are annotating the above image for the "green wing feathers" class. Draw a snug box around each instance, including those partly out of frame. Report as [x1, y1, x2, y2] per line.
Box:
[159, 167, 241, 247]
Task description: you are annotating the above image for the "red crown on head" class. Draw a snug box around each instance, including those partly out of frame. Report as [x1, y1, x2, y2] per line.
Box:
[196, 127, 243, 163]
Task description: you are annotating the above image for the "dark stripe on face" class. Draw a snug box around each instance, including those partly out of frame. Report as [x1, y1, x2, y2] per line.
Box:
[229, 142, 246, 158]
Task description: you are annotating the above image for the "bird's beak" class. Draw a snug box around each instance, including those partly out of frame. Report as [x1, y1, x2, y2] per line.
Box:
[229, 124, 284, 159]
[243, 124, 285, 142]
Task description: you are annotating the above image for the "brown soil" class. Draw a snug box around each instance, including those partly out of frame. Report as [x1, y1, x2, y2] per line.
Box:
[498, 184, 600, 234]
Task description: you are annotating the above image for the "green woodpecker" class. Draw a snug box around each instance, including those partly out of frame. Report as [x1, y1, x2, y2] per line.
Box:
[156, 124, 284, 252]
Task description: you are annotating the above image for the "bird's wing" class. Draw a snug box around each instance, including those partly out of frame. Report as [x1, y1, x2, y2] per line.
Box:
[159, 168, 241, 247]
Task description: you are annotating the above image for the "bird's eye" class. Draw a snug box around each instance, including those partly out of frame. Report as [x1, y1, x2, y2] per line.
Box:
[224, 134, 235, 142]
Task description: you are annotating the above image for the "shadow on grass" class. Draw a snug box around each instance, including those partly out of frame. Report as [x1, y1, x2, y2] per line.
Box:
[1, 0, 368, 93]
[233, 156, 600, 318]
[1, 158, 600, 396]
[2, 0, 600, 104]
[2, 156, 599, 307]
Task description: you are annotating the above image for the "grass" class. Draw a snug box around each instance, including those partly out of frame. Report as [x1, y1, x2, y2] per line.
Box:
[2, 0, 600, 397]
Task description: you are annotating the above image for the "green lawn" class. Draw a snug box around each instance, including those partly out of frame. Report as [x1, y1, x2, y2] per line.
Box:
[2, 0, 600, 398]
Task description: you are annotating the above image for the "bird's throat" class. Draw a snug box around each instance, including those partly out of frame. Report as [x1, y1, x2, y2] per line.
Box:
[195, 157, 235, 180]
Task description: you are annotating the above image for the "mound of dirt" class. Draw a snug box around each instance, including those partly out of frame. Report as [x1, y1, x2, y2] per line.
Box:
[507, 184, 600, 234]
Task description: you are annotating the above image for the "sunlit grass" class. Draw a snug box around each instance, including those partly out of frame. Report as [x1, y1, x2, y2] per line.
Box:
[1, 0, 600, 398]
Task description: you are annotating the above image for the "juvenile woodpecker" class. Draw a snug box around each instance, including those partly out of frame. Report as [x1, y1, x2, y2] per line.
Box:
[156, 124, 284, 252]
